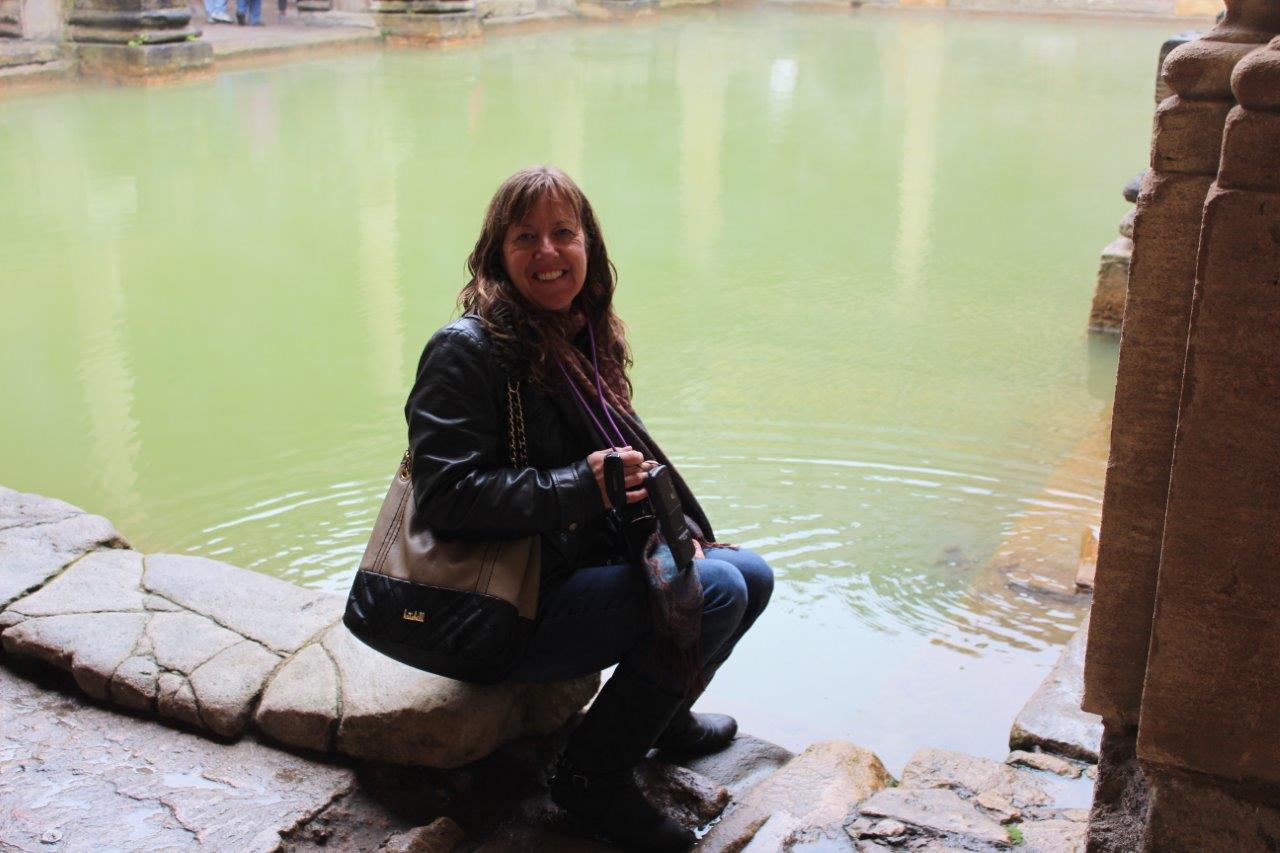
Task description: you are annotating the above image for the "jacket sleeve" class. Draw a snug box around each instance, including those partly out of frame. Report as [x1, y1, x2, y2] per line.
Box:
[405, 327, 604, 538]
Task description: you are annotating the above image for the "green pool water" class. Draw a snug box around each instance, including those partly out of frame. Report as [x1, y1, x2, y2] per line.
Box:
[1, 9, 1167, 771]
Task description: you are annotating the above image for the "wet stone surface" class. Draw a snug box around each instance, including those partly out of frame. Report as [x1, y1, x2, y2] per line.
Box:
[0, 660, 355, 853]
[1009, 617, 1103, 763]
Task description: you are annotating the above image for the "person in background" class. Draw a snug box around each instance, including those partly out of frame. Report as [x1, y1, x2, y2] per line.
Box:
[204, 0, 234, 24]
[236, 0, 262, 25]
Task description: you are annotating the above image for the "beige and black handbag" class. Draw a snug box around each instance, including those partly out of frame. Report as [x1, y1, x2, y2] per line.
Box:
[342, 380, 541, 684]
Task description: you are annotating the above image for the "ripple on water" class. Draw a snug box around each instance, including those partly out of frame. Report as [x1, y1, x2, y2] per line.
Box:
[168, 412, 1100, 654]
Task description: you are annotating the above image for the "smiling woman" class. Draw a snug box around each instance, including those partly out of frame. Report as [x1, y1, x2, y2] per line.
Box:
[501, 195, 588, 312]
[396, 165, 775, 851]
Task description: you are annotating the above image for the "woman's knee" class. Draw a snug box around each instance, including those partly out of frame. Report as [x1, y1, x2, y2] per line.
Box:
[707, 548, 774, 610]
[696, 559, 749, 627]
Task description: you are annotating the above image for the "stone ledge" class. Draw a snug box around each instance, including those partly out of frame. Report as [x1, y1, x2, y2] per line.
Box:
[0, 486, 597, 767]
[1010, 616, 1103, 762]
[0, 486, 130, 610]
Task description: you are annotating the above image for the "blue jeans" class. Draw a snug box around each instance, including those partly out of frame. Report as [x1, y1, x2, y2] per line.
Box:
[236, 0, 261, 24]
[204, 0, 230, 19]
[509, 547, 774, 696]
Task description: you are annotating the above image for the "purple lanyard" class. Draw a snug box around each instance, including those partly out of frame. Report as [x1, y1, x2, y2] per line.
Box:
[558, 316, 627, 449]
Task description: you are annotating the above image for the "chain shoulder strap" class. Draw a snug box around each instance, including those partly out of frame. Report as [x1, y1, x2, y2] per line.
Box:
[506, 379, 529, 468]
[400, 380, 529, 479]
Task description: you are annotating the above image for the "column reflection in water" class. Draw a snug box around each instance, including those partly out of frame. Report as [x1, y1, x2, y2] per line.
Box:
[355, 73, 407, 401]
[677, 28, 728, 273]
[890, 17, 944, 311]
[78, 178, 145, 532]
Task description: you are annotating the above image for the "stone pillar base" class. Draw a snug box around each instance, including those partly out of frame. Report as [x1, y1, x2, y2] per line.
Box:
[1087, 722, 1149, 853]
[1144, 767, 1280, 851]
[376, 11, 480, 46]
[1088, 235, 1132, 334]
[74, 40, 212, 83]
[0, 0, 20, 38]
[597, 0, 658, 14]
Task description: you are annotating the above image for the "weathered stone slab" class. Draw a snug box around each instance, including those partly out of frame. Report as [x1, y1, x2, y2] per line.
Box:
[4, 547, 146, 615]
[148, 610, 244, 674]
[2, 611, 147, 699]
[189, 639, 282, 737]
[672, 733, 794, 800]
[158, 669, 204, 728]
[0, 487, 593, 767]
[144, 553, 341, 653]
[1018, 816, 1087, 852]
[0, 486, 127, 609]
[860, 787, 1011, 847]
[382, 816, 468, 852]
[1, 549, 294, 737]
[900, 747, 1050, 811]
[699, 740, 893, 852]
[0, 662, 354, 853]
[1007, 750, 1085, 779]
[1011, 619, 1102, 762]
[111, 653, 160, 710]
[255, 640, 340, 753]
[742, 811, 802, 851]
[636, 759, 730, 827]
[323, 622, 598, 768]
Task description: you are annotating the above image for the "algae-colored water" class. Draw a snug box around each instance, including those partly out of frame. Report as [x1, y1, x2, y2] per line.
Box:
[0, 10, 1167, 770]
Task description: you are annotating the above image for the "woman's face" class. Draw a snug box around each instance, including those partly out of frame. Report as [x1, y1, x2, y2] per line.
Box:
[501, 193, 588, 313]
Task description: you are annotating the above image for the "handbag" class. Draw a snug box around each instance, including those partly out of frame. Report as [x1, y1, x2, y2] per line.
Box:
[342, 380, 541, 684]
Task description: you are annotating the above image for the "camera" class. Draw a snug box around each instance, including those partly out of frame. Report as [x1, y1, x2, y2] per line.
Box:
[603, 454, 697, 570]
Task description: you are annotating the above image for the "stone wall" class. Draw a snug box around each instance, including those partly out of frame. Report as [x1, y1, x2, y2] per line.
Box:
[1082, 0, 1280, 847]
[794, 0, 1220, 19]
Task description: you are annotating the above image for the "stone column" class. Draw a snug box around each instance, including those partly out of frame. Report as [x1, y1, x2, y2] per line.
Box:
[1083, 2, 1280, 849]
[373, 0, 479, 46]
[1130, 36, 1280, 848]
[68, 0, 212, 82]
[1084, 2, 1274, 727]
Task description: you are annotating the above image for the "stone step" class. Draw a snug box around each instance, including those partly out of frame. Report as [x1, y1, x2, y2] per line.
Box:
[0, 40, 59, 68]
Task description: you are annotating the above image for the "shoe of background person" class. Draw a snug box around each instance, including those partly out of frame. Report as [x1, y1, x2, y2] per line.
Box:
[235, 11, 245, 23]
[210, 14, 235, 22]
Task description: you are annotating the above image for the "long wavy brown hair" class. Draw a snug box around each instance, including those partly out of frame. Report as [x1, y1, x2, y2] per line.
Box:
[458, 165, 635, 415]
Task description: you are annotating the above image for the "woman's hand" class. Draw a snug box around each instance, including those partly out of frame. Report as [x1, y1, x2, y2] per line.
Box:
[587, 447, 654, 508]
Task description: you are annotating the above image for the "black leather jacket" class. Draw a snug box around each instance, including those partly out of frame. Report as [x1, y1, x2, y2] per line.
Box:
[404, 316, 715, 598]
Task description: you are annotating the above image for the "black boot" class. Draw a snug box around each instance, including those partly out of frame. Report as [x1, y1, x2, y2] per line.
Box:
[653, 707, 737, 756]
[652, 657, 737, 757]
[551, 666, 694, 852]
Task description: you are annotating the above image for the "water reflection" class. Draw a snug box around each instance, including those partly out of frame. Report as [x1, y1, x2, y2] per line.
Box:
[678, 27, 727, 270]
[78, 179, 145, 532]
[891, 18, 944, 305]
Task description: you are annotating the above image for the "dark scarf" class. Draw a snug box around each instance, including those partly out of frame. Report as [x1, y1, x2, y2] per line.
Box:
[482, 311, 713, 695]
[560, 319, 711, 696]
